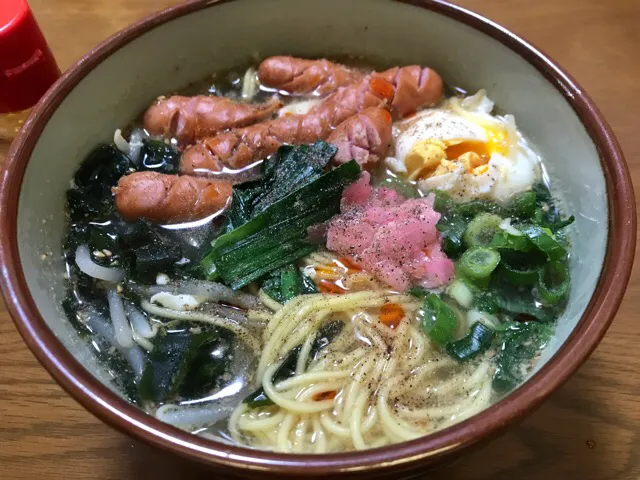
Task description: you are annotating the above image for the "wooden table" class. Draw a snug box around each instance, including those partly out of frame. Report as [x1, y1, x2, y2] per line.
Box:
[1, 0, 638, 478]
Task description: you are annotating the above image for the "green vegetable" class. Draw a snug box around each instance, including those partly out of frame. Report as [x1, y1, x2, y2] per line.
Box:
[490, 230, 532, 252]
[245, 321, 344, 408]
[484, 277, 554, 322]
[201, 159, 361, 289]
[139, 329, 225, 404]
[74, 144, 132, 199]
[530, 184, 575, 231]
[537, 261, 570, 305]
[474, 291, 499, 314]
[261, 264, 301, 303]
[500, 262, 538, 286]
[66, 189, 108, 220]
[432, 190, 455, 213]
[463, 213, 503, 248]
[509, 191, 536, 218]
[375, 176, 420, 198]
[67, 144, 130, 220]
[447, 279, 474, 308]
[493, 321, 553, 391]
[261, 264, 317, 303]
[459, 247, 500, 279]
[437, 212, 469, 256]
[519, 224, 567, 261]
[139, 139, 180, 174]
[180, 331, 232, 399]
[446, 322, 495, 361]
[408, 286, 429, 299]
[245, 345, 301, 408]
[456, 200, 505, 218]
[419, 294, 458, 345]
[301, 272, 320, 294]
[224, 142, 337, 232]
[131, 238, 182, 281]
[455, 264, 490, 290]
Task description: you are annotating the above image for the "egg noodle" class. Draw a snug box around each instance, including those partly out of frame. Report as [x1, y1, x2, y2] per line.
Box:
[228, 251, 493, 453]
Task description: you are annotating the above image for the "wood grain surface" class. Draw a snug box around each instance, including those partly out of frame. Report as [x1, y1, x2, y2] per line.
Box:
[1, 1, 638, 478]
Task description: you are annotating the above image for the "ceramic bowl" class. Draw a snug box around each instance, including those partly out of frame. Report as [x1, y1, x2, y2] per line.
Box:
[0, 0, 635, 478]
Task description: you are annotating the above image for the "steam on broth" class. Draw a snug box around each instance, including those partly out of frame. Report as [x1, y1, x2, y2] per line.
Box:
[62, 57, 573, 453]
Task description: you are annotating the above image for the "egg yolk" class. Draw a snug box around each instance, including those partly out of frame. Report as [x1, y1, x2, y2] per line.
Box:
[404, 125, 509, 179]
[405, 140, 447, 180]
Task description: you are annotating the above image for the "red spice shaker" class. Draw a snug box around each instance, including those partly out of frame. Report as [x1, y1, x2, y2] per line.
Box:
[0, 0, 60, 141]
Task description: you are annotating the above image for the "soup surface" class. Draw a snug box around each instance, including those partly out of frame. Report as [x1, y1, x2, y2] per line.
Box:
[62, 57, 574, 453]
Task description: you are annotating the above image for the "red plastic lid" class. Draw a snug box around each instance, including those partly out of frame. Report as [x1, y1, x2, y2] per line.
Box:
[0, 0, 60, 113]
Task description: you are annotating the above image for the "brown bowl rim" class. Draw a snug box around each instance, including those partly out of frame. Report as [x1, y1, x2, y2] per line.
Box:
[0, 0, 635, 475]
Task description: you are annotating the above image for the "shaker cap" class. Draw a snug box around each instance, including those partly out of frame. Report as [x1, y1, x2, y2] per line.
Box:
[0, 0, 60, 113]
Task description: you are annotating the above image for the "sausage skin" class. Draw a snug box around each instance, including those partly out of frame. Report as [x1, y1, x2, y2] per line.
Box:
[143, 95, 282, 145]
[181, 65, 443, 174]
[327, 107, 393, 169]
[114, 171, 232, 223]
[258, 56, 363, 96]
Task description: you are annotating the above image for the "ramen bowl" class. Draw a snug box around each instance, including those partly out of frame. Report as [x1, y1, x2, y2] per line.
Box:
[0, 0, 635, 478]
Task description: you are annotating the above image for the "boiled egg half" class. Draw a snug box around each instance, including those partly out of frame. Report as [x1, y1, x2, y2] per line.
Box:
[388, 90, 540, 202]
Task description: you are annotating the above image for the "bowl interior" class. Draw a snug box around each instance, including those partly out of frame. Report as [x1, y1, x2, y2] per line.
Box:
[15, 0, 606, 433]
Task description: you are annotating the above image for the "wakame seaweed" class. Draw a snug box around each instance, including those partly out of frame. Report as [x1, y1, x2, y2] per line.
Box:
[139, 139, 181, 174]
[74, 144, 132, 199]
[493, 321, 553, 392]
[244, 321, 344, 408]
[139, 328, 231, 404]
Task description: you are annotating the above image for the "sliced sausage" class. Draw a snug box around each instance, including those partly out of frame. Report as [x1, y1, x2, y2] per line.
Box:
[327, 107, 393, 169]
[258, 56, 364, 96]
[143, 95, 282, 145]
[114, 171, 232, 223]
[181, 65, 443, 174]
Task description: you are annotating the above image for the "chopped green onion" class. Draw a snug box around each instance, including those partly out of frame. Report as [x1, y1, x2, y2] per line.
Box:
[463, 213, 503, 248]
[446, 322, 495, 361]
[419, 294, 458, 345]
[455, 264, 490, 290]
[500, 262, 538, 285]
[459, 247, 500, 280]
[537, 261, 570, 305]
[437, 212, 469, 257]
[447, 279, 474, 308]
[520, 225, 567, 261]
[490, 230, 533, 252]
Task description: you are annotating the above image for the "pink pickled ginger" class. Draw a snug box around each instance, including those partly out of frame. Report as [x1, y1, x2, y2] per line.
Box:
[326, 172, 454, 291]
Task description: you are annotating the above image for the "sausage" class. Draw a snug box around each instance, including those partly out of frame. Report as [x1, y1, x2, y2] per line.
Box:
[258, 56, 364, 96]
[114, 171, 232, 223]
[375, 66, 444, 118]
[181, 65, 443, 174]
[327, 107, 393, 169]
[143, 95, 282, 145]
